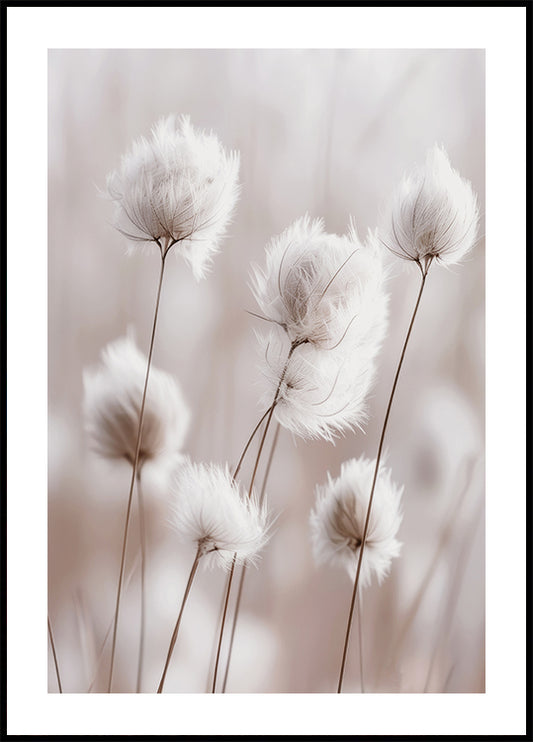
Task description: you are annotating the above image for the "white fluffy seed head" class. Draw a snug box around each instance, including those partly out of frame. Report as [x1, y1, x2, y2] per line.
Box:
[83, 335, 190, 466]
[310, 456, 403, 588]
[170, 460, 269, 569]
[250, 215, 388, 352]
[258, 329, 375, 442]
[384, 145, 479, 268]
[106, 114, 240, 279]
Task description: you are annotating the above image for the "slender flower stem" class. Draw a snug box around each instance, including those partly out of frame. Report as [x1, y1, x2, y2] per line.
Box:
[232, 405, 274, 480]
[87, 556, 140, 693]
[157, 546, 203, 694]
[212, 344, 297, 693]
[211, 553, 237, 693]
[136, 470, 146, 693]
[108, 253, 167, 693]
[337, 262, 431, 693]
[358, 591, 364, 693]
[48, 616, 62, 693]
[221, 422, 281, 693]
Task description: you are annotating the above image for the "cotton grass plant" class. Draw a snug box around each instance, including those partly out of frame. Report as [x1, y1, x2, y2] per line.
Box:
[157, 460, 269, 693]
[103, 115, 240, 692]
[332, 144, 479, 693]
[215, 217, 389, 691]
[83, 333, 190, 691]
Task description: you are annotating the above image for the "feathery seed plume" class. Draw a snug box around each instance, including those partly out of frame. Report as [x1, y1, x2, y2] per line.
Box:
[259, 330, 376, 442]
[170, 460, 269, 569]
[106, 114, 240, 279]
[251, 216, 387, 352]
[83, 335, 190, 466]
[383, 145, 479, 268]
[252, 217, 389, 441]
[310, 456, 403, 588]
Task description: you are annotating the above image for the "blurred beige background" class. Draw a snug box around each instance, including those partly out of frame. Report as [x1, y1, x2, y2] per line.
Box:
[48, 49, 485, 693]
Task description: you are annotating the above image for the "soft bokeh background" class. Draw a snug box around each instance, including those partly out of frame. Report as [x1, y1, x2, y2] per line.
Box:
[48, 49, 485, 694]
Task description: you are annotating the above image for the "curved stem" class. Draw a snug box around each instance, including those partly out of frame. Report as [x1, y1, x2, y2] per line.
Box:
[108, 254, 167, 693]
[232, 405, 274, 480]
[136, 471, 146, 693]
[48, 616, 62, 693]
[157, 546, 203, 694]
[337, 264, 430, 693]
[221, 422, 281, 693]
[212, 344, 296, 693]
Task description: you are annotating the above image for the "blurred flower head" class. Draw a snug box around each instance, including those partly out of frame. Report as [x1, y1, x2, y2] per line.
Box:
[383, 145, 479, 269]
[310, 456, 403, 587]
[106, 114, 240, 279]
[250, 215, 388, 352]
[83, 335, 190, 467]
[170, 460, 269, 569]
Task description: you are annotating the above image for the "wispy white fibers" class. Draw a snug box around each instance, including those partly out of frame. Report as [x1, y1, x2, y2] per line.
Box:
[83, 335, 190, 466]
[251, 217, 389, 441]
[251, 216, 387, 353]
[106, 114, 240, 279]
[383, 145, 479, 268]
[259, 330, 374, 442]
[310, 457, 403, 588]
[170, 460, 270, 569]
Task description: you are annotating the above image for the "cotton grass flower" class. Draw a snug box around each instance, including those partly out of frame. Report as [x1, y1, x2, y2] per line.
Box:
[107, 114, 240, 279]
[259, 330, 376, 441]
[158, 460, 269, 693]
[170, 460, 269, 569]
[251, 216, 388, 352]
[251, 217, 389, 442]
[83, 335, 190, 467]
[311, 456, 403, 588]
[383, 145, 479, 269]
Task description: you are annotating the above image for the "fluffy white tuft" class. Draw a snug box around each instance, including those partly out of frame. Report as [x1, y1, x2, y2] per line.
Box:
[250, 216, 388, 352]
[106, 114, 240, 279]
[170, 460, 269, 569]
[310, 456, 403, 588]
[251, 217, 389, 442]
[258, 329, 375, 442]
[383, 145, 479, 268]
[83, 335, 190, 466]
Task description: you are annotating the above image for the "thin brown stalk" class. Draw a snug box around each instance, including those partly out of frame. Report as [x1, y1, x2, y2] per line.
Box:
[337, 261, 431, 693]
[221, 422, 281, 693]
[48, 616, 62, 693]
[87, 556, 140, 693]
[136, 470, 146, 693]
[211, 553, 237, 693]
[108, 252, 167, 693]
[358, 591, 364, 693]
[212, 344, 297, 693]
[157, 545, 203, 694]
